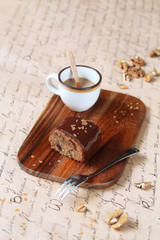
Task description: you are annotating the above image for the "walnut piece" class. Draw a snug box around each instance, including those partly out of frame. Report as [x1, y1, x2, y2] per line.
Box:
[144, 69, 158, 82]
[125, 66, 145, 78]
[150, 49, 160, 57]
[111, 212, 128, 230]
[135, 181, 152, 190]
[106, 209, 128, 230]
[129, 56, 145, 66]
[106, 208, 123, 224]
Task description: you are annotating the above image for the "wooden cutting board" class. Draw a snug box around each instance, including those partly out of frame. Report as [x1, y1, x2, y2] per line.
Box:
[17, 89, 146, 188]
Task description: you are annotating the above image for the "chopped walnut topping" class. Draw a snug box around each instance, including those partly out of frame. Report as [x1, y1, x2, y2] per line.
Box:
[71, 124, 76, 131]
[150, 49, 160, 57]
[135, 181, 152, 190]
[81, 119, 88, 125]
[76, 203, 87, 212]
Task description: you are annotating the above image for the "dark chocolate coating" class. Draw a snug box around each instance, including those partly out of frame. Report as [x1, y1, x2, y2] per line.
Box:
[54, 116, 101, 161]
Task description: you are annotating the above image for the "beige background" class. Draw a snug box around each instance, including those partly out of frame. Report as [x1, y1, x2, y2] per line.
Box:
[0, 0, 160, 239]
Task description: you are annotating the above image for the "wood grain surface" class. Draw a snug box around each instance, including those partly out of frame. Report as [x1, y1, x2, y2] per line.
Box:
[17, 89, 146, 188]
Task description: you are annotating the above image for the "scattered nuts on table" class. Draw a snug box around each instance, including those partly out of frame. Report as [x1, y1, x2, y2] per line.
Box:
[118, 56, 145, 82]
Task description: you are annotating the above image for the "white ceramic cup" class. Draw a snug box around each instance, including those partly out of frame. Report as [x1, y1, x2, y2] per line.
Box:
[46, 65, 102, 112]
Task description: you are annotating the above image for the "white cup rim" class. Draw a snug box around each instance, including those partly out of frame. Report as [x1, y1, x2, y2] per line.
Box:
[58, 65, 102, 91]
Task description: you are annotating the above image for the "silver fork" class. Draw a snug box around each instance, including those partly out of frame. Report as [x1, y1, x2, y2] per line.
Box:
[55, 147, 139, 200]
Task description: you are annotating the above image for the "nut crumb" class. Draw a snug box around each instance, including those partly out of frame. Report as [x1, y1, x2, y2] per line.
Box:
[32, 163, 36, 167]
[91, 218, 96, 223]
[77, 203, 87, 212]
[135, 181, 152, 190]
[15, 208, 20, 212]
[119, 83, 128, 89]
[31, 155, 35, 158]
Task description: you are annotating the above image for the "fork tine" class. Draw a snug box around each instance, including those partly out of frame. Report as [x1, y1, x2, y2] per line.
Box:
[57, 180, 76, 200]
[60, 182, 81, 200]
[55, 177, 72, 197]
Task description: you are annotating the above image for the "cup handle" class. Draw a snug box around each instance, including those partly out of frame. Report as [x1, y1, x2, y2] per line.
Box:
[46, 73, 60, 96]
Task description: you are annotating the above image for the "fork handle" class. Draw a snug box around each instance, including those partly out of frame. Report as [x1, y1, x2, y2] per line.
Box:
[88, 147, 139, 178]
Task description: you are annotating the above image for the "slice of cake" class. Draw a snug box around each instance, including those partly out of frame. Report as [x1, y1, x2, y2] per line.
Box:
[49, 116, 101, 162]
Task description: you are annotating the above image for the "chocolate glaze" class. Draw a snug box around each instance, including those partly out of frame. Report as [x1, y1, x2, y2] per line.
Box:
[51, 116, 101, 161]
